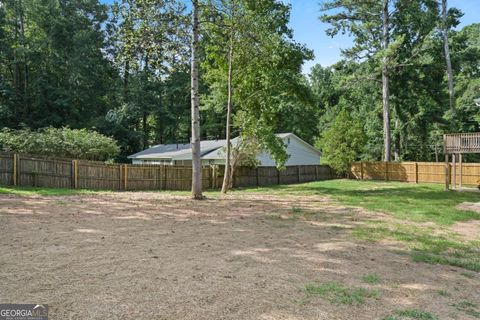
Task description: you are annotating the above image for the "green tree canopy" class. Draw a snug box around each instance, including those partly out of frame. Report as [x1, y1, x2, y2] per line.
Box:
[317, 110, 366, 174]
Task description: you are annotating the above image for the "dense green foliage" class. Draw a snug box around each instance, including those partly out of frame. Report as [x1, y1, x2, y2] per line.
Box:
[0, 127, 120, 160]
[0, 0, 478, 163]
[316, 0, 480, 162]
[0, 0, 313, 162]
[317, 110, 366, 174]
[202, 0, 313, 166]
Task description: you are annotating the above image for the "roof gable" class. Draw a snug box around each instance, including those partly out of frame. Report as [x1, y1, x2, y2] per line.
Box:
[283, 133, 321, 155]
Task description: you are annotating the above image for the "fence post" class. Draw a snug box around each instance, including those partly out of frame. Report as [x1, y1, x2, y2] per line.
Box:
[163, 165, 168, 190]
[315, 165, 319, 180]
[119, 165, 123, 190]
[459, 153, 463, 188]
[71, 160, 78, 189]
[213, 166, 217, 189]
[16, 154, 21, 186]
[12, 154, 17, 186]
[414, 162, 418, 184]
[385, 162, 389, 181]
[277, 168, 280, 185]
[452, 154, 457, 189]
[445, 153, 450, 190]
[297, 166, 300, 183]
[124, 164, 128, 190]
[208, 165, 215, 189]
[256, 167, 259, 186]
[360, 162, 364, 180]
[159, 165, 163, 190]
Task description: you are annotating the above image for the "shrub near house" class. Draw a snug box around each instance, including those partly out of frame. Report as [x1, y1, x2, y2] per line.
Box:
[0, 127, 120, 161]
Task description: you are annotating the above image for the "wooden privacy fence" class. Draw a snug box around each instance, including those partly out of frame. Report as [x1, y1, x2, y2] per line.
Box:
[351, 161, 480, 186]
[0, 152, 334, 191]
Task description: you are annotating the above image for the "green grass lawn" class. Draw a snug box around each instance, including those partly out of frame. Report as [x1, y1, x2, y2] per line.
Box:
[0, 186, 99, 196]
[241, 179, 480, 225]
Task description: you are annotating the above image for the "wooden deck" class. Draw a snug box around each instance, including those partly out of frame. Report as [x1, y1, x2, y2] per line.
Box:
[444, 132, 480, 154]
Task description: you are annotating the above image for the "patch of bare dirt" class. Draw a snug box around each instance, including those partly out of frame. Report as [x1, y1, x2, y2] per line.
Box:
[453, 202, 480, 241]
[0, 192, 479, 320]
[458, 201, 480, 213]
[450, 221, 480, 242]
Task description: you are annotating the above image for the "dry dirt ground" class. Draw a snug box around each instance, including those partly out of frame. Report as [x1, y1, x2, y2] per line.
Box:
[0, 191, 479, 320]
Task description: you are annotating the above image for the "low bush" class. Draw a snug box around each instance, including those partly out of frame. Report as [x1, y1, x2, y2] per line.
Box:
[0, 127, 120, 161]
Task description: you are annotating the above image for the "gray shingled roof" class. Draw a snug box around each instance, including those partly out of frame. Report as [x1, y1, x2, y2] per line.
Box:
[127, 133, 310, 160]
[127, 139, 228, 159]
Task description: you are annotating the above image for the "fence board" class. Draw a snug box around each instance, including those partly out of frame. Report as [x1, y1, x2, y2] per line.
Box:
[0, 152, 334, 191]
[351, 161, 480, 187]
[78, 161, 121, 190]
[0, 154, 13, 186]
[279, 166, 297, 185]
[19, 157, 72, 188]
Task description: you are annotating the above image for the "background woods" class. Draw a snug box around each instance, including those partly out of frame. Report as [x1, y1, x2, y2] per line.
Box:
[0, 0, 479, 165]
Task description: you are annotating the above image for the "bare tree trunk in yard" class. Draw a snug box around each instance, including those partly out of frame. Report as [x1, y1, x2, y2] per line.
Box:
[123, 59, 130, 99]
[18, 0, 30, 118]
[382, 0, 391, 162]
[190, 0, 203, 199]
[394, 118, 400, 161]
[221, 33, 234, 194]
[442, 0, 455, 111]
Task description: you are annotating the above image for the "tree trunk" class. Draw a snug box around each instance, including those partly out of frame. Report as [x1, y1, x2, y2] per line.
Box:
[143, 56, 150, 149]
[221, 30, 234, 194]
[12, 0, 20, 118]
[142, 111, 148, 149]
[394, 118, 400, 161]
[190, 0, 203, 199]
[442, 0, 455, 111]
[18, 0, 29, 119]
[123, 59, 130, 100]
[382, 0, 391, 162]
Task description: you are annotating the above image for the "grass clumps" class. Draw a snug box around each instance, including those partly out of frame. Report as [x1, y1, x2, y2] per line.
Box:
[381, 309, 438, 320]
[354, 223, 480, 272]
[411, 250, 480, 272]
[437, 290, 450, 297]
[304, 282, 379, 304]
[460, 271, 476, 279]
[291, 207, 304, 217]
[453, 300, 480, 318]
[361, 273, 380, 284]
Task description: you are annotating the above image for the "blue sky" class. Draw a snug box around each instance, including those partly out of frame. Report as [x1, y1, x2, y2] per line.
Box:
[286, 0, 480, 74]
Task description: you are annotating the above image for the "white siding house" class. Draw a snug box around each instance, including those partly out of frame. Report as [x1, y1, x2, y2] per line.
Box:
[128, 133, 321, 166]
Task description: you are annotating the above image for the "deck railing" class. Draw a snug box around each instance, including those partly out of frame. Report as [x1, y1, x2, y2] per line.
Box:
[444, 133, 480, 154]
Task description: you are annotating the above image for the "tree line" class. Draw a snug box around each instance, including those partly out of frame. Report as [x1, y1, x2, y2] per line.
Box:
[317, 0, 480, 172]
[0, 0, 479, 192]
